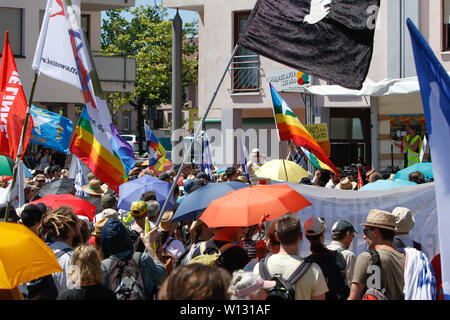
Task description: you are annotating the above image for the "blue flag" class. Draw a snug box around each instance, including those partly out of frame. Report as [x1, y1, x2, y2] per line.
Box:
[203, 135, 213, 181]
[407, 18, 450, 300]
[30, 105, 73, 154]
[238, 136, 251, 184]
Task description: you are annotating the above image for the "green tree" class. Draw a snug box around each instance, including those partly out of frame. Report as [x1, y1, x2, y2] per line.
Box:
[101, 5, 198, 153]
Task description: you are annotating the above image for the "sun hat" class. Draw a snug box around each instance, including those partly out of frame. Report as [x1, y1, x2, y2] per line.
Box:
[366, 169, 376, 179]
[130, 200, 148, 217]
[360, 209, 396, 231]
[158, 210, 180, 232]
[331, 220, 358, 235]
[81, 179, 105, 196]
[91, 218, 109, 237]
[392, 207, 415, 233]
[335, 177, 357, 190]
[304, 217, 326, 236]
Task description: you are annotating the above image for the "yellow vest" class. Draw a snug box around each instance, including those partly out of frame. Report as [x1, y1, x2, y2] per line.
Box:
[405, 134, 422, 167]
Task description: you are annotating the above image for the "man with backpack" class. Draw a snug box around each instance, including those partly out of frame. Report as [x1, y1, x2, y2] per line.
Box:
[304, 217, 350, 300]
[100, 218, 167, 300]
[253, 213, 328, 300]
[348, 209, 406, 300]
[182, 226, 250, 274]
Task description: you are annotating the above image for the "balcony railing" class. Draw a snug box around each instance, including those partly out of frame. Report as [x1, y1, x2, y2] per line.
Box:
[230, 54, 261, 94]
[92, 51, 136, 90]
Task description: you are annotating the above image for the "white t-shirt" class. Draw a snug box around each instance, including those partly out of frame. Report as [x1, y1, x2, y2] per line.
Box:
[253, 254, 328, 300]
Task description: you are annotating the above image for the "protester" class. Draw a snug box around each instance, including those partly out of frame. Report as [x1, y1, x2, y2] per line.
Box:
[369, 172, 384, 183]
[24, 183, 36, 203]
[38, 206, 82, 294]
[182, 226, 250, 274]
[391, 207, 428, 257]
[241, 225, 258, 260]
[334, 177, 357, 191]
[20, 204, 47, 236]
[100, 218, 167, 299]
[327, 220, 358, 287]
[0, 204, 20, 223]
[348, 209, 406, 300]
[223, 167, 239, 182]
[95, 193, 118, 222]
[57, 245, 116, 300]
[157, 264, 231, 300]
[254, 213, 328, 300]
[247, 148, 266, 185]
[265, 222, 280, 255]
[91, 218, 109, 259]
[81, 179, 105, 215]
[157, 211, 185, 261]
[395, 121, 422, 168]
[175, 163, 193, 187]
[34, 147, 51, 172]
[33, 174, 47, 191]
[287, 140, 307, 170]
[408, 171, 426, 184]
[229, 270, 275, 300]
[128, 200, 150, 252]
[304, 217, 350, 300]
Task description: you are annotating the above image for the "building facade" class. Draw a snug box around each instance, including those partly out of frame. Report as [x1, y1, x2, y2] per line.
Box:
[163, 0, 448, 172]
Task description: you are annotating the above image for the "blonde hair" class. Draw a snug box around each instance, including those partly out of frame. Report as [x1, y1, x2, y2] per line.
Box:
[68, 245, 104, 286]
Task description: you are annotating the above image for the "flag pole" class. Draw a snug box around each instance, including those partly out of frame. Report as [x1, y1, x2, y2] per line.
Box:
[4, 72, 38, 222]
[279, 143, 289, 182]
[155, 44, 240, 226]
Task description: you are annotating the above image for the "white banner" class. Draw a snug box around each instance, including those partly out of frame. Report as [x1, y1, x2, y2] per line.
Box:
[271, 181, 438, 260]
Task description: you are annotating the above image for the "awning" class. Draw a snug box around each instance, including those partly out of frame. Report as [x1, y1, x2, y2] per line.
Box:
[304, 76, 422, 97]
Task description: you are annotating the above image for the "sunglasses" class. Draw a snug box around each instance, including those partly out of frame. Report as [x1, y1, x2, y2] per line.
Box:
[363, 227, 376, 235]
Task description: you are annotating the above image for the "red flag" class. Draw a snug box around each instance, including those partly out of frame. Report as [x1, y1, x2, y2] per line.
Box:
[357, 166, 364, 190]
[0, 31, 33, 160]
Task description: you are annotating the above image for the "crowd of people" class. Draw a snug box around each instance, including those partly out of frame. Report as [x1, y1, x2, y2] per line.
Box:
[0, 142, 442, 301]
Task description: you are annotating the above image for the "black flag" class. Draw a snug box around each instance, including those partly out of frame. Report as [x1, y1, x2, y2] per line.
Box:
[238, 0, 380, 90]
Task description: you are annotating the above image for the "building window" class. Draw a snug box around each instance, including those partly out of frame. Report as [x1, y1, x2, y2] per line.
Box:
[0, 8, 23, 56]
[39, 12, 90, 45]
[444, 0, 450, 51]
[123, 112, 131, 132]
[232, 12, 260, 93]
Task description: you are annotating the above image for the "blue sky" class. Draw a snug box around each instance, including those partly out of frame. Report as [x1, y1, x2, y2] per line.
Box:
[101, 0, 199, 24]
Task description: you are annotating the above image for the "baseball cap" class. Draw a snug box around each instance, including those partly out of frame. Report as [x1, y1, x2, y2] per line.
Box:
[130, 200, 148, 217]
[304, 217, 326, 236]
[331, 220, 358, 235]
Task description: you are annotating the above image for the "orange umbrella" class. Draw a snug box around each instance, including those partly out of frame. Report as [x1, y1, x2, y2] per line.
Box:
[199, 184, 312, 228]
[0, 223, 62, 289]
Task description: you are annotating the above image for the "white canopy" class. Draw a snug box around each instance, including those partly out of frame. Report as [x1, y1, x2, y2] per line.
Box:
[304, 76, 422, 96]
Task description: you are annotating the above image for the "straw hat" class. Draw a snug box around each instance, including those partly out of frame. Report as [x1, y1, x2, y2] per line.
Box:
[158, 211, 180, 232]
[91, 218, 109, 237]
[81, 179, 105, 196]
[360, 209, 397, 231]
[335, 177, 357, 190]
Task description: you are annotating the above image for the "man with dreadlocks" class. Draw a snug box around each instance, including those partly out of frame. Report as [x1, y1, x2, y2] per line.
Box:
[38, 206, 83, 294]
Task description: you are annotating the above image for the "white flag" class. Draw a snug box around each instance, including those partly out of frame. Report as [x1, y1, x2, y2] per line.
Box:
[419, 135, 427, 163]
[32, 0, 81, 89]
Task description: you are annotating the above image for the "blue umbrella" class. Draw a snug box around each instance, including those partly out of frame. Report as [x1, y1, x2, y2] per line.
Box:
[394, 162, 433, 182]
[172, 181, 249, 222]
[359, 179, 417, 191]
[117, 175, 174, 211]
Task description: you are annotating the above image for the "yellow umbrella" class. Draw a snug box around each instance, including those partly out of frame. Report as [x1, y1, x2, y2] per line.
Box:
[0, 222, 62, 289]
[255, 159, 311, 183]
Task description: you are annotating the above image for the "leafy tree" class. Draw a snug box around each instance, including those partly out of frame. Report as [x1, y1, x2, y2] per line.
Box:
[101, 5, 198, 153]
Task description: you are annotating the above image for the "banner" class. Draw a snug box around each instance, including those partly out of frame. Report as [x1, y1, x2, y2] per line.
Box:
[30, 105, 72, 154]
[305, 123, 330, 158]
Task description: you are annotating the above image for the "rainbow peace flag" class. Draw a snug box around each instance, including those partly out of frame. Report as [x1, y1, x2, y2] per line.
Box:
[270, 83, 339, 177]
[70, 107, 129, 193]
[299, 147, 334, 172]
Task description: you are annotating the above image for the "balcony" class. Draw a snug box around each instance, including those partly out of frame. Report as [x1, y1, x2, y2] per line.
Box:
[81, 0, 135, 11]
[161, 0, 204, 11]
[92, 51, 136, 93]
[230, 54, 261, 94]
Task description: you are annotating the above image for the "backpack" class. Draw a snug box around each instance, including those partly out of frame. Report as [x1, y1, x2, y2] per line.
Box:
[307, 250, 350, 300]
[102, 251, 146, 300]
[362, 250, 391, 300]
[258, 256, 312, 300]
[188, 240, 237, 267]
[156, 238, 175, 275]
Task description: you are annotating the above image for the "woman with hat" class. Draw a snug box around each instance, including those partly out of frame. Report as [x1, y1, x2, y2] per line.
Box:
[81, 179, 105, 215]
[348, 209, 406, 300]
[157, 211, 185, 268]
